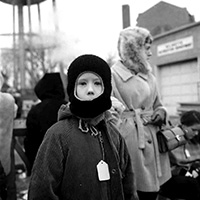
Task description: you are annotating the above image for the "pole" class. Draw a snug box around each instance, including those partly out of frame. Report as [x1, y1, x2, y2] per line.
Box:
[18, 3, 25, 91]
[52, 0, 59, 32]
[12, 3, 18, 89]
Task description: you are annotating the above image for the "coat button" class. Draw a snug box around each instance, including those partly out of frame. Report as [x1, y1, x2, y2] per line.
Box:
[147, 140, 152, 144]
[111, 169, 116, 174]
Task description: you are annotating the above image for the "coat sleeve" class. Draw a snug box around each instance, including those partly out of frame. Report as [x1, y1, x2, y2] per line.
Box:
[107, 120, 138, 200]
[119, 136, 139, 200]
[24, 106, 41, 166]
[151, 74, 167, 125]
[28, 125, 67, 200]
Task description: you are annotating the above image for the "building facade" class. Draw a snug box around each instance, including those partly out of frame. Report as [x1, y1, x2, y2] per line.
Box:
[136, 1, 194, 36]
[149, 22, 200, 116]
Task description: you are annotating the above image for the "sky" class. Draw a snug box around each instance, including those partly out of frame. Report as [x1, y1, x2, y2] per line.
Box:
[0, 0, 199, 65]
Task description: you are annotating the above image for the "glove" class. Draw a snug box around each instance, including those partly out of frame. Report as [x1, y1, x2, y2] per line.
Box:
[111, 96, 126, 114]
[150, 108, 166, 127]
[190, 162, 200, 178]
[190, 162, 200, 172]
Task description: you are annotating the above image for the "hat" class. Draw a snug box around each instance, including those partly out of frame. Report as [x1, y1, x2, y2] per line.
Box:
[67, 54, 112, 119]
[118, 26, 153, 74]
[34, 73, 65, 101]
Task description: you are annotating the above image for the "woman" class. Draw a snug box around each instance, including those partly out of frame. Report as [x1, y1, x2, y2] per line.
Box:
[111, 26, 171, 200]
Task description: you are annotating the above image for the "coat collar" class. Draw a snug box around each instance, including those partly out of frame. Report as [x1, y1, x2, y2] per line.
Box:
[112, 61, 148, 82]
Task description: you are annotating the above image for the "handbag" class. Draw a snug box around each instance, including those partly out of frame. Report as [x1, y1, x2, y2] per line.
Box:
[157, 125, 187, 153]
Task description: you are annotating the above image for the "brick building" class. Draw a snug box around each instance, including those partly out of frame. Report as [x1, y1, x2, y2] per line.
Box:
[137, 1, 195, 36]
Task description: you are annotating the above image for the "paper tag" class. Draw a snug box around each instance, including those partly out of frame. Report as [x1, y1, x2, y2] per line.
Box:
[185, 149, 191, 158]
[192, 170, 199, 178]
[97, 160, 110, 181]
[185, 171, 192, 177]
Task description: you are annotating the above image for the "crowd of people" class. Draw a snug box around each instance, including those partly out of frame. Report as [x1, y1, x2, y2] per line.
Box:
[0, 26, 200, 200]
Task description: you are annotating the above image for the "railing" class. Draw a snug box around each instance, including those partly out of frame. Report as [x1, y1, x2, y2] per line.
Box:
[13, 119, 31, 175]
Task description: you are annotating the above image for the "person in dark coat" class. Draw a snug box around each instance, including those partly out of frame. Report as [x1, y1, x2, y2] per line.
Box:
[28, 54, 138, 200]
[159, 110, 200, 200]
[24, 72, 67, 173]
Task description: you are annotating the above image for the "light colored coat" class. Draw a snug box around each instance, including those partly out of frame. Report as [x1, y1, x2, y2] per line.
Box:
[0, 76, 17, 174]
[111, 61, 171, 192]
[0, 93, 15, 175]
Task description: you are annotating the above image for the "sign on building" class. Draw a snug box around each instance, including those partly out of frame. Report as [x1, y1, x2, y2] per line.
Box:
[157, 36, 193, 56]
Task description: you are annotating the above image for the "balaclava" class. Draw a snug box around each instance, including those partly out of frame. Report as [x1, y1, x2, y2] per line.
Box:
[67, 54, 112, 119]
[118, 26, 153, 74]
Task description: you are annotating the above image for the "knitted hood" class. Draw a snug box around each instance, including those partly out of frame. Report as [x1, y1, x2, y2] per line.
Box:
[67, 54, 112, 119]
[118, 26, 153, 74]
[34, 73, 65, 101]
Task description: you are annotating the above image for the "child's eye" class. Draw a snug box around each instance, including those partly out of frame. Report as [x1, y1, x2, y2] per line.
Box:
[94, 81, 102, 86]
[78, 81, 86, 86]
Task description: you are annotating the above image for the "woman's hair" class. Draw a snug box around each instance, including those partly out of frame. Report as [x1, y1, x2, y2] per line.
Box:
[180, 110, 200, 126]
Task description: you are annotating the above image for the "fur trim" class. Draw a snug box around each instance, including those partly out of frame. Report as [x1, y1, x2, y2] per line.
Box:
[118, 26, 153, 74]
[0, 73, 3, 89]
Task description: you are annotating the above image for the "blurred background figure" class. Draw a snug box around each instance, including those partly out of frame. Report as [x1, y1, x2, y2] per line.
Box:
[0, 72, 18, 200]
[6, 88, 23, 119]
[24, 72, 67, 175]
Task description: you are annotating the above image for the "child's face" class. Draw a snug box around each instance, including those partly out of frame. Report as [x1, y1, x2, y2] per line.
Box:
[75, 72, 104, 101]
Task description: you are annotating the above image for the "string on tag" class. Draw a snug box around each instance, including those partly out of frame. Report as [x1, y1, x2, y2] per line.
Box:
[98, 131, 105, 161]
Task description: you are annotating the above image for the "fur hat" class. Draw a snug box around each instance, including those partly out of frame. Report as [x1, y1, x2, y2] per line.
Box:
[0, 73, 3, 90]
[67, 54, 112, 119]
[118, 26, 153, 74]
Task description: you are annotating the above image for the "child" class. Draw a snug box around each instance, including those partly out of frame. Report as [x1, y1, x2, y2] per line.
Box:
[28, 54, 138, 200]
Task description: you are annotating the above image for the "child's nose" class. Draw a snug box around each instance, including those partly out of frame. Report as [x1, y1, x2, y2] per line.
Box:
[87, 84, 94, 94]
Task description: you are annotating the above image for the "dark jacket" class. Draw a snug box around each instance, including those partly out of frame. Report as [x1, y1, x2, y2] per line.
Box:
[24, 73, 67, 171]
[28, 105, 135, 200]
